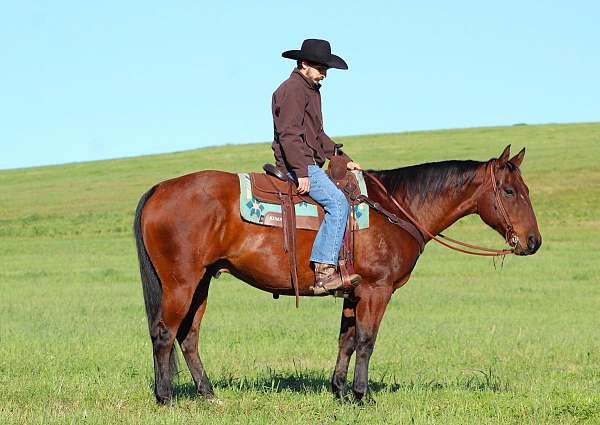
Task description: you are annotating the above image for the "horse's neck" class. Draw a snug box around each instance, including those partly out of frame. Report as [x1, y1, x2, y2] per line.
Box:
[390, 163, 486, 238]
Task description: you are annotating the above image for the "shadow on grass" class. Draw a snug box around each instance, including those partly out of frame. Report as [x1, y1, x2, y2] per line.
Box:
[171, 366, 510, 400]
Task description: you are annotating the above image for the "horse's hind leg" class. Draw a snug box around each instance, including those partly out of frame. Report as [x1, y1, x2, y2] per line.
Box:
[152, 269, 201, 404]
[331, 297, 358, 400]
[177, 274, 215, 399]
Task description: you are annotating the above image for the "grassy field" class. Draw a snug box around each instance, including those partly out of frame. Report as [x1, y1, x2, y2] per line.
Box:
[1, 122, 599, 424]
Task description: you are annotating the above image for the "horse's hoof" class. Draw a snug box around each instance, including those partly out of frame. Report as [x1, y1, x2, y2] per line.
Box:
[155, 395, 172, 405]
[332, 386, 350, 401]
[353, 392, 376, 406]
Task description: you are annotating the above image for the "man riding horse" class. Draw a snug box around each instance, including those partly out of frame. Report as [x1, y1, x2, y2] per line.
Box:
[272, 38, 362, 295]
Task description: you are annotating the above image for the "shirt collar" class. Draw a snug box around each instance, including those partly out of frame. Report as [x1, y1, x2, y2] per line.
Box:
[291, 68, 321, 91]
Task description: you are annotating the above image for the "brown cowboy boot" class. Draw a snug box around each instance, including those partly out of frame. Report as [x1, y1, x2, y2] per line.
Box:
[311, 263, 361, 295]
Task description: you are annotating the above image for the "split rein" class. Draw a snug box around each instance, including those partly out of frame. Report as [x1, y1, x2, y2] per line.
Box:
[349, 161, 516, 257]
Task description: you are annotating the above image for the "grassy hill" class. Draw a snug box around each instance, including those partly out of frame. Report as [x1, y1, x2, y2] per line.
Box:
[1, 123, 599, 424]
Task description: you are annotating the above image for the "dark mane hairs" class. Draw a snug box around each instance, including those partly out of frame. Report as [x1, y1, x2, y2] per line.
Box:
[369, 160, 482, 205]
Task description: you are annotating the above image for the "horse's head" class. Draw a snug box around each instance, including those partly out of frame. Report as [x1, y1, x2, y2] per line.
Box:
[477, 145, 542, 256]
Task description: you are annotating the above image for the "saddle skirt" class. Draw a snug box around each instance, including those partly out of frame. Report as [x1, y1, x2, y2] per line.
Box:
[237, 171, 369, 231]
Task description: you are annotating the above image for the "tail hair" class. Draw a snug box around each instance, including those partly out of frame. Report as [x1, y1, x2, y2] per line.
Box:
[133, 185, 179, 375]
[133, 185, 161, 332]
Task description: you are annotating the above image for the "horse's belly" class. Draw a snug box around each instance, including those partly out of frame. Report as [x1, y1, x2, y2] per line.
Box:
[224, 226, 318, 295]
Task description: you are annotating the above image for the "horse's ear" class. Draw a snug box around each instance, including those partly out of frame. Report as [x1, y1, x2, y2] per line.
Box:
[509, 147, 525, 168]
[498, 145, 511, 165]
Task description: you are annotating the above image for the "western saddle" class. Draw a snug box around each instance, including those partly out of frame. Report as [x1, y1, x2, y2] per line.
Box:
[250, 154, 362, 306]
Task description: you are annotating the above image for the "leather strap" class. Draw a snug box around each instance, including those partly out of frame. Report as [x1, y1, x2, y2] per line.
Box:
[287, 183, 300, 308]
[489, 160, 518, 247]
[341, 186, 426, 252]
[337, 206, 353, 290]
[363, 171, 514, 257]
[267, 177, 300, 307]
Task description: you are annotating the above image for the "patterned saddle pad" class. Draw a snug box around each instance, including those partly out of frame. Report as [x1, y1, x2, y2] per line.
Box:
[238, 171, 369, 230]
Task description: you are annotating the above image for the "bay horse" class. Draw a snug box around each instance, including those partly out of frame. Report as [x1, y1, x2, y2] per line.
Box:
[133, 145, 541, 404]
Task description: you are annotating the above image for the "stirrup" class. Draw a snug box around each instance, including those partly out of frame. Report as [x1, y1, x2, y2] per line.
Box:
[310, 281, 341, 296]
[310, 273, 361, 296]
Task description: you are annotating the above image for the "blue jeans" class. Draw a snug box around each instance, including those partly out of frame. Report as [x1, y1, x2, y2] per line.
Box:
[307, 165, 349, 265]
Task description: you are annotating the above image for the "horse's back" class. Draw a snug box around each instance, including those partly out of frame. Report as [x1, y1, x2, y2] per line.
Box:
[144, 170, 238, 215]
[155, 169, 238, 198]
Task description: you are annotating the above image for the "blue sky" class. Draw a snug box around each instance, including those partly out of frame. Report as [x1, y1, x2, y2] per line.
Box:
[1, 1, 599, 169]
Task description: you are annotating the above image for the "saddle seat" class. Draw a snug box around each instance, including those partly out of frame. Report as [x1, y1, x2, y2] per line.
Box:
[250, 172, 319, 206]
[250, 158, 362, 208]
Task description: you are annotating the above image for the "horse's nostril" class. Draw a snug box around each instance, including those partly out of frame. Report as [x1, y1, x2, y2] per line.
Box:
[527, 234, 537, 251]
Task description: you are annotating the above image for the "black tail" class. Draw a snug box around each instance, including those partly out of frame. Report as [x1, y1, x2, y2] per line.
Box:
[133, 185, 161, 332]
[133, 186, 178, 374]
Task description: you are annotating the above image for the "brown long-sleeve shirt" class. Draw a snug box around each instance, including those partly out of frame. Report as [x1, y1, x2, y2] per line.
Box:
[271, 69, 351, 178]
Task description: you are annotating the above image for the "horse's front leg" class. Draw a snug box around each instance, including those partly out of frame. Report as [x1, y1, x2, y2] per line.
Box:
[331, 297, 357, 399]
[352, 284, 393, 401]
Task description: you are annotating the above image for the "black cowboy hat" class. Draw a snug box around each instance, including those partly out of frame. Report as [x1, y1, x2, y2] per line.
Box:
[282, 39, 348, 70]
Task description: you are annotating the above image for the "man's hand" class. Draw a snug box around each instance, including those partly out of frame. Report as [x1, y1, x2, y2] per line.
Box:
[297, 177, 310, 194]
[347, 161, 362, 171]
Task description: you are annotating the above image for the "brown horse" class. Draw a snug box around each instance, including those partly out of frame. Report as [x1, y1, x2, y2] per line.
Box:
[133, 145, 541, 404]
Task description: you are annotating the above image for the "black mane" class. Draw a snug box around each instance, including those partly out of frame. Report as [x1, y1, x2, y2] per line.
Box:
[369, 160, 483, 205]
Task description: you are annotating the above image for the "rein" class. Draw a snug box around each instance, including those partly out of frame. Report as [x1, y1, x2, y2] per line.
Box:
[360, 161, 516, 257]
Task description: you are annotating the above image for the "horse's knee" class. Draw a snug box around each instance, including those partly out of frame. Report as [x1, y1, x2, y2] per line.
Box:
[152, 320, 174, 352]
[340, 334, 356, 355]
[356, 335, 375, 357]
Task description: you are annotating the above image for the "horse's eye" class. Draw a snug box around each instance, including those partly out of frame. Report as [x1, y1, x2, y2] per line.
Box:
[504, 187, 514, 197]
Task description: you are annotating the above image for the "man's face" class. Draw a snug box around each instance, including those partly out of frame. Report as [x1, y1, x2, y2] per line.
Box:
[301, 61, 328, 83]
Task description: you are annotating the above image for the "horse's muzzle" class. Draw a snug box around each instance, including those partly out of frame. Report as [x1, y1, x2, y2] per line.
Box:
[515, 233, 542, 256]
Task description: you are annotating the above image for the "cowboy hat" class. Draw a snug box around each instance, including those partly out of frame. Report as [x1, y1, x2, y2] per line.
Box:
[282, 39, 348, 70]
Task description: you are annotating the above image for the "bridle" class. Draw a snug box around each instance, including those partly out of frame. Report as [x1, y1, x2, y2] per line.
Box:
[364, 159, 519, 257]
[488, 160, 520, 250]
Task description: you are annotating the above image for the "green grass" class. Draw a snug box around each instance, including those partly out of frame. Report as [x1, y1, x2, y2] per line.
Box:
[1, 122, 599, 424]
